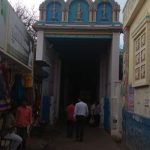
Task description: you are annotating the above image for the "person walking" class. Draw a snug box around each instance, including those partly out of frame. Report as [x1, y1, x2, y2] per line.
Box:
[74, 98, 88, 142]
[94, 101, 100, 127]
[16, 100, 32, 150]
[89, 102, 96, 126]
[66, 101, 75, 138]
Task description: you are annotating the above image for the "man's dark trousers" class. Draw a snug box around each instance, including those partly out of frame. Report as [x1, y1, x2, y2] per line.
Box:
[75, 115, 86, 141]
[67, 120, 74, 137]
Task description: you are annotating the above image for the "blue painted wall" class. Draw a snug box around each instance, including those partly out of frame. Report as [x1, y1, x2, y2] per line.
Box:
[41, 96, 50, 123]
[68, 0, 89, 23]
[122, 110, 150, 150]
[96, 2, 112, 23]
[46, 2, 62, 22]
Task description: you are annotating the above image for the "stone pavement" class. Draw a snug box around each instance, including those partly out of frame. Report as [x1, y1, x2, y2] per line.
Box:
[27, 125, 130, 150]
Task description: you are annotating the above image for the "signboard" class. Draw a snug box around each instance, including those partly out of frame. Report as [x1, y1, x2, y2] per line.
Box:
[0, 0, 7, 50]
[7, 4, 33, 67]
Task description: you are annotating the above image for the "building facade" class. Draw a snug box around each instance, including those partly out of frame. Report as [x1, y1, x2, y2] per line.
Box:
[123, 0, 150, 149]
[35, 0, 122, 135]
[0, 0, 34, 111]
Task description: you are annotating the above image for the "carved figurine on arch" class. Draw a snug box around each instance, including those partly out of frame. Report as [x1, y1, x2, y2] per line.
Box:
[76, 3, 82, 21]
[102, 2, 107, 20]
[51, 4, 56, 21]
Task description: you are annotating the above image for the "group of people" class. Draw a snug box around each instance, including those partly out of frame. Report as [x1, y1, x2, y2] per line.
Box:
[0, 100, 32, 150]
[1, 97, 100, 149]
[66, 98, 88, 142]
[66, 98, 100, 142]
[89, 101, 100, 127]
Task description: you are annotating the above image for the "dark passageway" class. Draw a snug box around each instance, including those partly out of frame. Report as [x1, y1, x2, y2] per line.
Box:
[61, 59, 99, 104]
[48, 37, 111, 116]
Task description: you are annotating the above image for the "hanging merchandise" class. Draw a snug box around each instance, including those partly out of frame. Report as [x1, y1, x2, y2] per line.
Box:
[0, 61, 11, 112]
[11, 74, 25, 105]
[24, 73, 33, 88]
[0, 63, 5, 100]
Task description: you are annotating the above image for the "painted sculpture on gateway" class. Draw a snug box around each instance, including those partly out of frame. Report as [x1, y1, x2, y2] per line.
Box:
[39, 0, 120, 24]
[46, 1, 62, 22]
[102, 2, 107, 19]
[51, 3, 56, 20]
[76, 2, 82, 21]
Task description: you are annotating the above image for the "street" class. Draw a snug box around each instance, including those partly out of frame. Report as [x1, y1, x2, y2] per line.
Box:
[27, 125, 130, 150]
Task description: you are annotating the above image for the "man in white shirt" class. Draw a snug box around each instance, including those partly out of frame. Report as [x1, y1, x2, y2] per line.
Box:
[74, 99, 88, 142]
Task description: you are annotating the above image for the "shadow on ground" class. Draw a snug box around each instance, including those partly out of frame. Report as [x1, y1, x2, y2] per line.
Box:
[27, 125, 130, 150]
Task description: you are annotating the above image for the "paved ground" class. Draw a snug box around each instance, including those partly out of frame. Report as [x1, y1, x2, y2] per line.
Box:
[27, 125, 130, 150]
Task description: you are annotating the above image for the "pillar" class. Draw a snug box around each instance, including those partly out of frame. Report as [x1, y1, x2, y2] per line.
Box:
[62, 9, 65, 22]
[123, 27, 130, 109]
[112, 10, 115, 22]
[89, 9, 92, 22]
[36, 31, 44, 60]
[93, 9, 96, 22]
[66, 10, 69, 22]
[99, 58, 103, 99]
[109, 32, 120, 134]
[110, 33, 120, 97]
[53, 55, 61, 119]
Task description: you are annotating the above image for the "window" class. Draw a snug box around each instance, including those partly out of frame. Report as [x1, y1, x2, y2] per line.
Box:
[132, 23, 149, 87]
[134, 31, 146, 81]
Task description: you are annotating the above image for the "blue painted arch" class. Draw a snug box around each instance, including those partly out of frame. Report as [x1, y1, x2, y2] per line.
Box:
[68, 0, 89, 23]
[46, 2, 62, 22]
[96, 2, 112, 24]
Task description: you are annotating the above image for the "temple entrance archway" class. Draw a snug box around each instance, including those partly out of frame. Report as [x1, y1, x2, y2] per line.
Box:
[35, 0, 122, 134]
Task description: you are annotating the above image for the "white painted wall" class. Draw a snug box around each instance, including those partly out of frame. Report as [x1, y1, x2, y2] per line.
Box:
[36, 31, 44, 60]
[109, 33, 122, 138]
